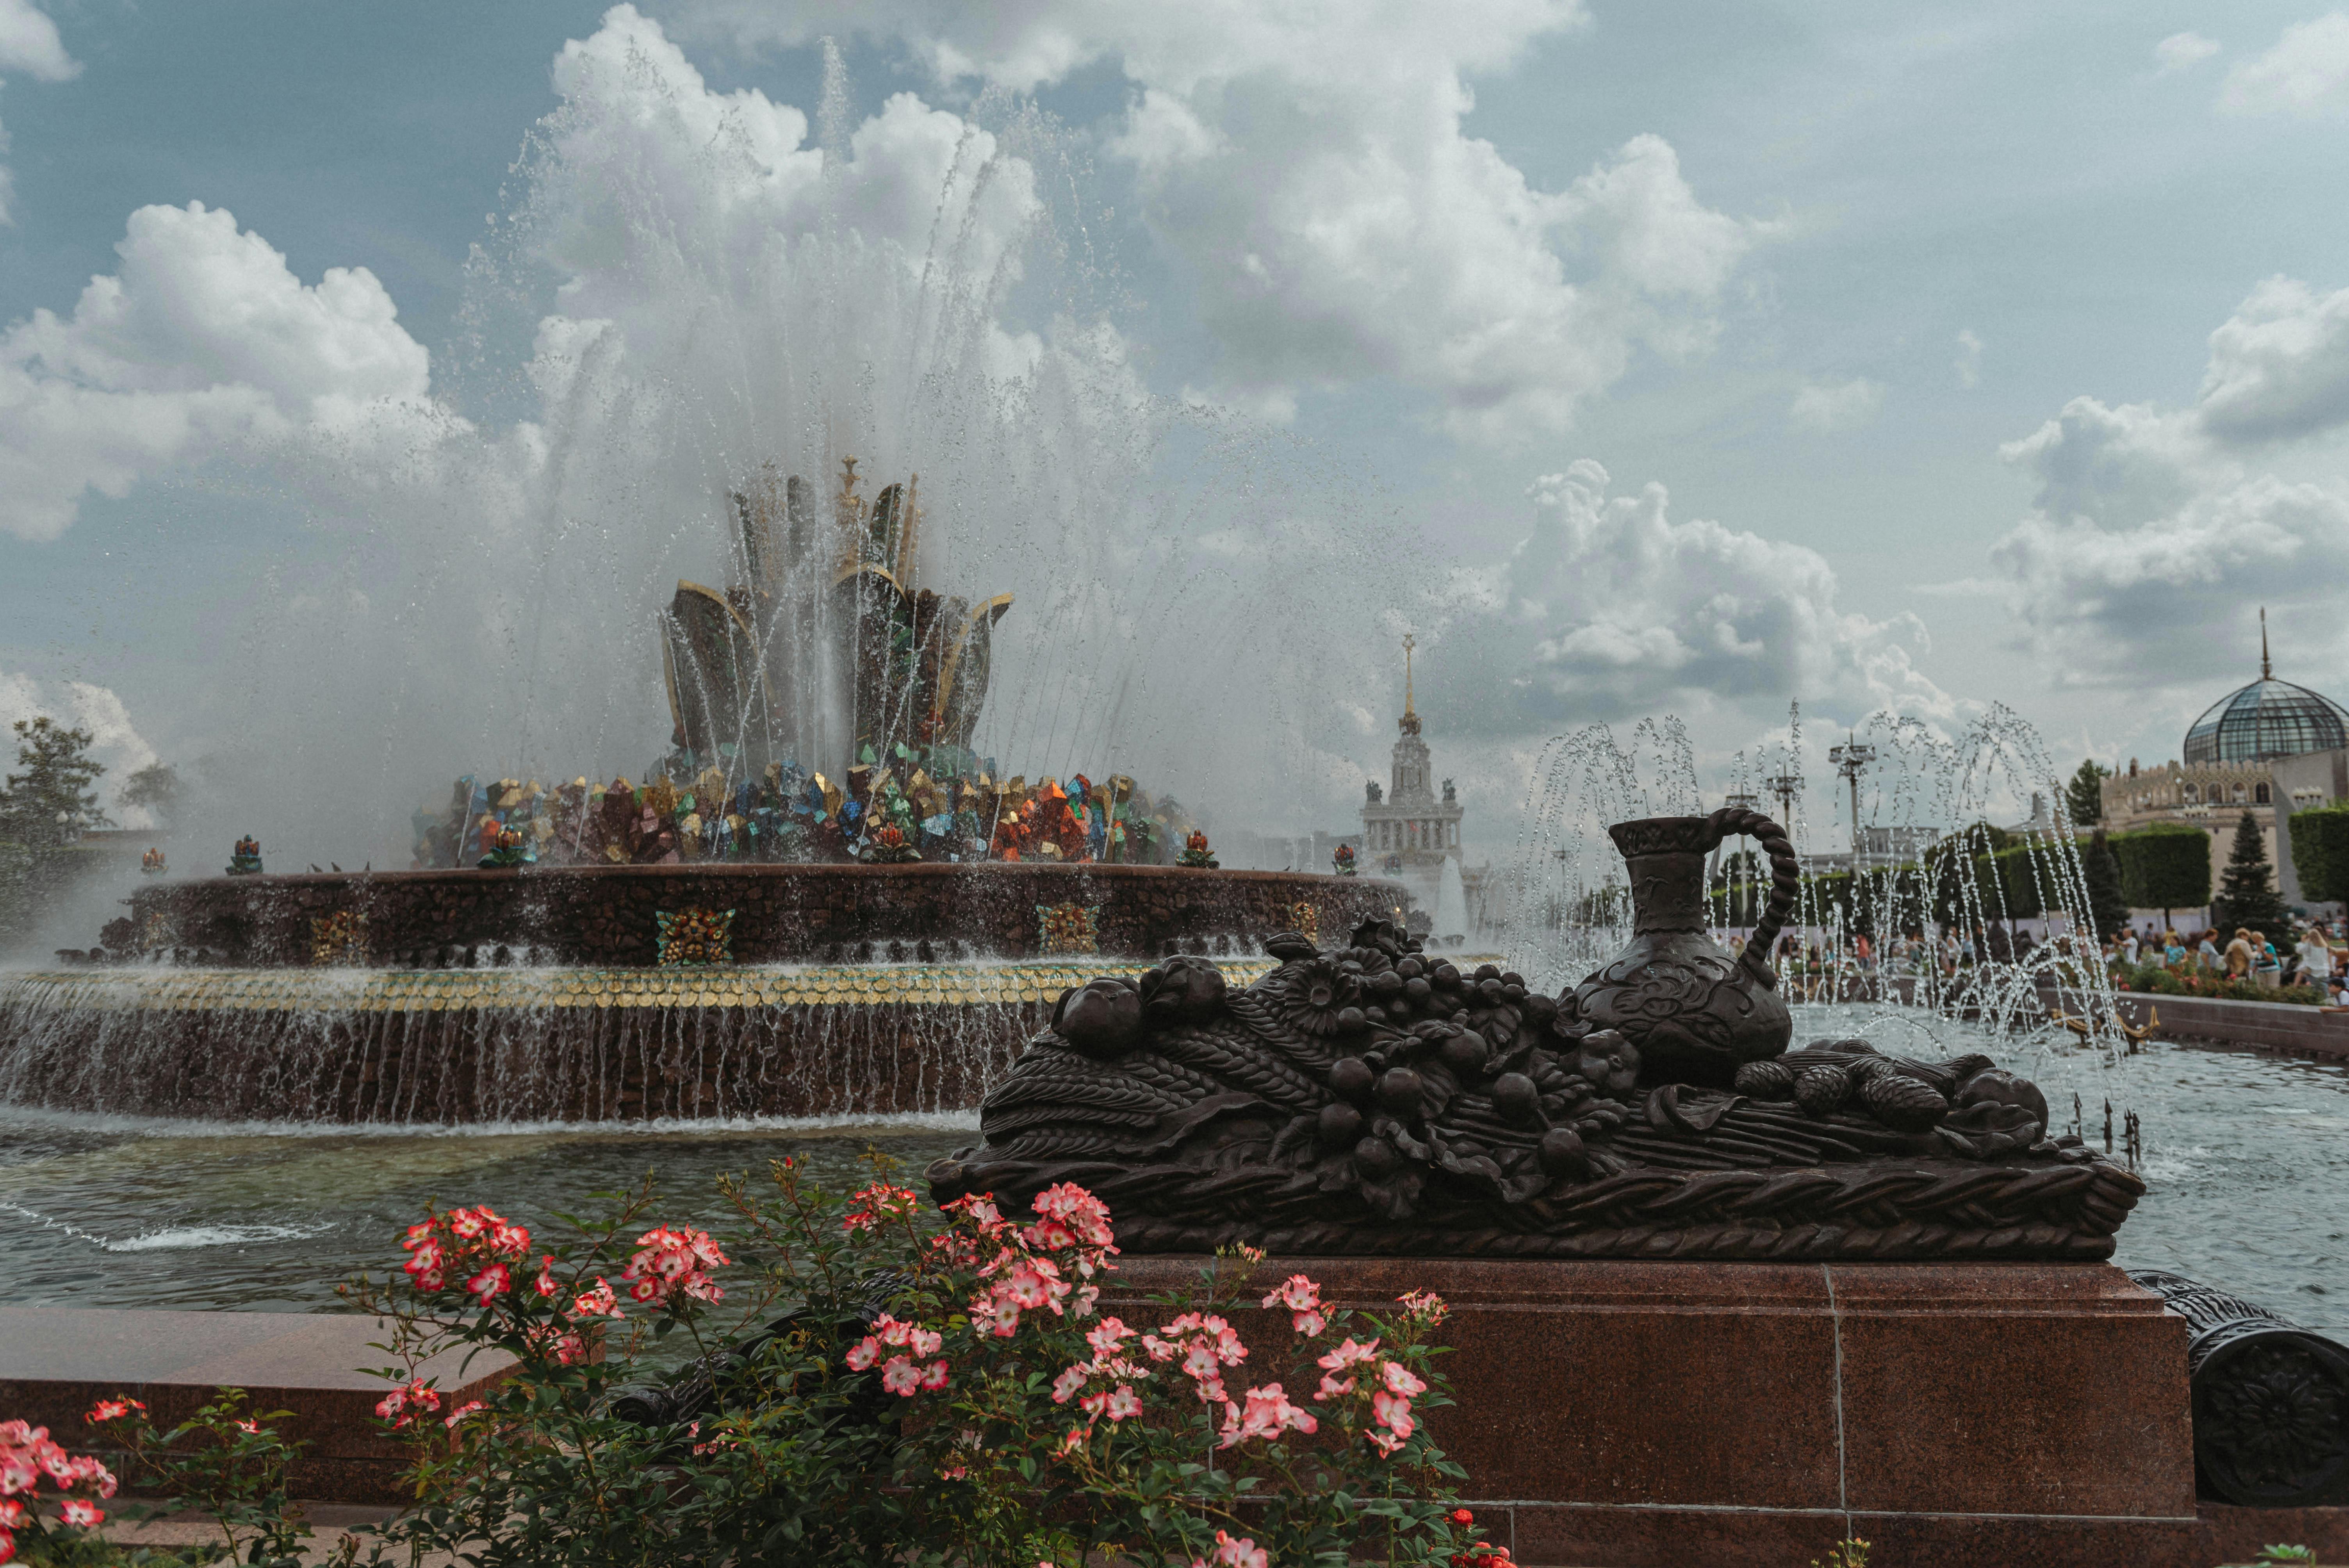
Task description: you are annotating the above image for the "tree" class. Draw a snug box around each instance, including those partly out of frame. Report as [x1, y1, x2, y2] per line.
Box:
[2065, 758, 2110, 829]
[2212, 809, 2290, 934]
[0, 716, 107, 842]
[120, 761, 184, 826]
[2081, 829, 2130, 939]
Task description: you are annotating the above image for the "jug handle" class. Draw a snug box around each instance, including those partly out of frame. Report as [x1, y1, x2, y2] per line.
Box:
[1706, 805, 1799, 989]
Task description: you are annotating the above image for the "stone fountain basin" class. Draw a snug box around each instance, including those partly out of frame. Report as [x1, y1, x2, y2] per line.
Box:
[116, 862, 1400, 968]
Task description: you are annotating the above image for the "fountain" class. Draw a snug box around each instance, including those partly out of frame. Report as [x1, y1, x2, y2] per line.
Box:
[0, 489, 1399, 1122]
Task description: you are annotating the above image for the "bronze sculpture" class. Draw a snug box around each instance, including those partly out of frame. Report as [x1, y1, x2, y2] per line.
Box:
[930, 812, 2142, 1260]
[1570, 805, 1796, 1086]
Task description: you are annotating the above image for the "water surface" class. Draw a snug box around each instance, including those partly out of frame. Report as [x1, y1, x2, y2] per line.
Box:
[3, 1008, 2344, 1332]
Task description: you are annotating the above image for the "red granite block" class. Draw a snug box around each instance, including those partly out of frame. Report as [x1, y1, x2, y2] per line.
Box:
[1848, 1509, 2201, 1568]
[0, 1308, 510, 1503]
[2194, 1501, 2349, 1564]
[1110, 1256, 1843, 1510]
[1111, 1254, 2203, 1563]
[1829, 1262, 2197, 1519]
[1507, 1502, 1853, 1568]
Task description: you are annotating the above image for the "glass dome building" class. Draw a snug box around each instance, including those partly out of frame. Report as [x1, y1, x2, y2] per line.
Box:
[2182, 616, 2349, 764]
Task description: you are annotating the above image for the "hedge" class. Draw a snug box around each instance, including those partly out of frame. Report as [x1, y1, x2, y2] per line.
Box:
[2112, 822, 2210, 914]
[2288, 805, 2349, 905]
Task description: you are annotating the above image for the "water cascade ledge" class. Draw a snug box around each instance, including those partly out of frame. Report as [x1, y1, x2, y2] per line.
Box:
[114, 864, 1397, 968]
[0, 958, 1297, 1124]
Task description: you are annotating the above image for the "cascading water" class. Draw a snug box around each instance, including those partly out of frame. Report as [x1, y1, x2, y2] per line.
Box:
[0, 26, 1420, 1130]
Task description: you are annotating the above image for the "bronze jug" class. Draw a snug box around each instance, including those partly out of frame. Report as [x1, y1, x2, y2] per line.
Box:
[1567, 805, 1799, 1088]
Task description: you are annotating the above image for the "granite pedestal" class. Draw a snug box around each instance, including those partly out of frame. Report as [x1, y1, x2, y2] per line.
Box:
[1106, 1256, 2328, 1568]
[0, 1308, 509, 1503]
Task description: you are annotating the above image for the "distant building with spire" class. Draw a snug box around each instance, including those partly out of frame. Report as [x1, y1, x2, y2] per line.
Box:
[1361, 635, 1467, 932]
[2099, 608, 2349, 912]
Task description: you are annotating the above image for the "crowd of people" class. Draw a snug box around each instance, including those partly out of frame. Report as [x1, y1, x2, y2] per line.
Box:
[1708, 918, 2349, 1005]
[2102, 920, 2347, 1001]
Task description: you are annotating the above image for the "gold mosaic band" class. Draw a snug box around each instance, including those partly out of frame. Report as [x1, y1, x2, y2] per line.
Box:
[0, 955, 1508, 1016]
[0, 959, 1247, 1014]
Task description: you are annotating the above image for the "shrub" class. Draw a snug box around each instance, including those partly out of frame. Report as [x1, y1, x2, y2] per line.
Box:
[340, 1161, 1487, 1568]
[2112, 823, 2211, 915]
[17, 1167, 1495, 1568]
[2288, 806, 2349, 906]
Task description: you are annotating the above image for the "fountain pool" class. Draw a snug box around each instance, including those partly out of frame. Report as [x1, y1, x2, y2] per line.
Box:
[1, 1012, 2342, 1327]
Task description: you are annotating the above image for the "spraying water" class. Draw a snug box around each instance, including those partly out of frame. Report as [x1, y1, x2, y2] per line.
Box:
[163, 18, 1424, 874]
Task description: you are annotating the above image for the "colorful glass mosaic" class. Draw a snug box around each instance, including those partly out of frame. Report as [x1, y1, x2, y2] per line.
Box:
[1289, 901, 1319, 943]
[1037, 901, 1101, 955]
[655, 906, 736, 966]
[309, 911, 368, 966]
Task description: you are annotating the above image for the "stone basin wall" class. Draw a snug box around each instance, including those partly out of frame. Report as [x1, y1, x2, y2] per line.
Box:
[123, 863, 1404, 967]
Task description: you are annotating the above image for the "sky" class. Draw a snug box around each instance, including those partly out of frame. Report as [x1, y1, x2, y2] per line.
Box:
[5, 0, 2349, 859]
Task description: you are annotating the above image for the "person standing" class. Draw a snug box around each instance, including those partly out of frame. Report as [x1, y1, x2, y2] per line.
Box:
[2254, 931, 2282, 988]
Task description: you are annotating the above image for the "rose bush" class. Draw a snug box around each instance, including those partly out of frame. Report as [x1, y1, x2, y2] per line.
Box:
[6, 1159, 1503, 1567]
[340, 1156, 1497, 1568]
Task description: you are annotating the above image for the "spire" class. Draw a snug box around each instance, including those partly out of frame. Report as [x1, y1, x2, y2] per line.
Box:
[2261, 606, 2272, 681]
[1399, 633, 1421, 736]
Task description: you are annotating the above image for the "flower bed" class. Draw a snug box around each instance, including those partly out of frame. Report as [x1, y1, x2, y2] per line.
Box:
[2110, 962, 2325, 1006]
[5, 1164, 1524, 1568]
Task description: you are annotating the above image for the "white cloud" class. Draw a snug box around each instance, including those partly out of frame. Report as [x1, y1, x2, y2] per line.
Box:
[0, 0, 78, 226]
[0, 671, 160, 824]
[2219, 13, 2349, 116]
[1788, 376, 1884, 433]
[2154, 31, 2221, 75]
[1987, 278, 2349, 682]
[1954, 328, 1984, 388]
[2196, 274, 2349, 442]
[0, 0, 73, 80]
[0, 200, 436, 540]
[1990, 441, 2349, 685]
[1420, 460, 1952, 729]
[675, 0, 1761, 443]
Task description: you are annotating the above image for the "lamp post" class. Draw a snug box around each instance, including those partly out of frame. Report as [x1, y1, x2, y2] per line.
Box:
[1765, 772, 1804, 846]
[1829, 733, 1877, 861]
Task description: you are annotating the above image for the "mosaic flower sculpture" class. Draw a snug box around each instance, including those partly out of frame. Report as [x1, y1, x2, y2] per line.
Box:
[310, 911, 369, 967]
[655, 907, 736, 967]
[1177, 830, 1219, 869]
[860, 823, 922, 864]
[1038, 902, 1102, 956]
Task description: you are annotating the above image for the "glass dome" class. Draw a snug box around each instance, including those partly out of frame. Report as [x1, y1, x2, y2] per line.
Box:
[2183, 678, 2349, 764]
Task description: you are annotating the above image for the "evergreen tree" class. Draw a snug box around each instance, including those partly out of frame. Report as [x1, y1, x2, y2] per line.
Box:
[2064, 758, 2110, 829]
[2082, 829, 2130, 939]
[0, 717, 107, 843]
[2211, 809, 2290, 934]
[119, 761, 184, 825]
